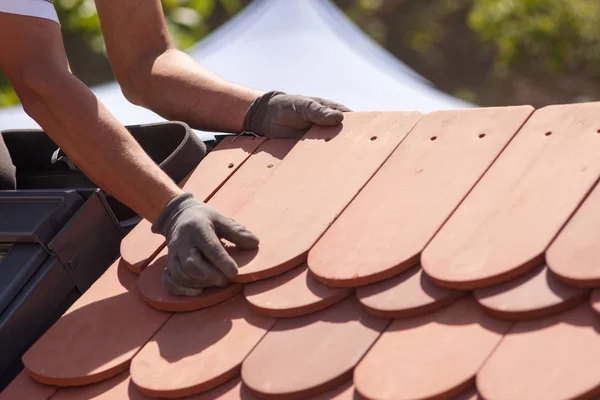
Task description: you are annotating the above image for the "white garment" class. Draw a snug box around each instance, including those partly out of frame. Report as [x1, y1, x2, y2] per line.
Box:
[0, 0, 59, 24]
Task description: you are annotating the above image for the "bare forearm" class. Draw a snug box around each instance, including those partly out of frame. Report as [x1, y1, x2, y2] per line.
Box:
[126, 49, 263, 133]
[25, 72, 182, 222]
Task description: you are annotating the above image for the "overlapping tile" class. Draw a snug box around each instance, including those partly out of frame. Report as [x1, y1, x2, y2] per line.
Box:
[547, 180, 600, 287]
[137, 138, 296, 312]
[137, 248, 243, 312]
[475, 265, 588, 320]
[311, 381, 357, 400]
[241, 296, 388, 399]
[244, 264, 352, 318]
[309, 106, 533, 287]
[477, 303, 600, 400]
[354, 296, 511, 400]
[51, 372, 141, 400]
[22, 260, 170, 387]
[120, 136, 265, 274]
[0, 371, 56, 400]
[130, 294, 275, 398]
[357, 265, 464, 318]
[52, 373, 256, 400]
[226, 111, 423, 282]
[422, 103, 600, 289]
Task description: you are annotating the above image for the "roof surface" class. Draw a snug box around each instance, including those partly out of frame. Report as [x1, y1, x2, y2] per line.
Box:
[0, 0, 471, 135]
[4, 103, 600, 399]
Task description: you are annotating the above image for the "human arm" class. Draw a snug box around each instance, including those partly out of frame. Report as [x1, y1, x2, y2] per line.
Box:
[94, 0, 351, 138]
[0, 13, 256, 294]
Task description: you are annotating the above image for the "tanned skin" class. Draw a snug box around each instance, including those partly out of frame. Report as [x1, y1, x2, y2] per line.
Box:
[0, 0, 263, 223]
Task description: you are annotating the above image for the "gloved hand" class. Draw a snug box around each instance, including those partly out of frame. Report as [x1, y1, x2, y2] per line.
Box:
[243, 91, 351, 139]
[152, 192, 259, 296]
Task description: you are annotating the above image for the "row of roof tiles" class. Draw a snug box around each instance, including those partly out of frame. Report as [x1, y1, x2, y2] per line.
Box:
[4, 103, 600, 399]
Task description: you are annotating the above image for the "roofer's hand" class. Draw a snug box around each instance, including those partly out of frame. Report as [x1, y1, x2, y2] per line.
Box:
[151, 193, 259, 296]
[243, 91, 351, 139]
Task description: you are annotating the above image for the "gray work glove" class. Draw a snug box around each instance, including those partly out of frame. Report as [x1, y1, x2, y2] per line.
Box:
[243, 91, 352, 139]
[152, 192, 259, 296]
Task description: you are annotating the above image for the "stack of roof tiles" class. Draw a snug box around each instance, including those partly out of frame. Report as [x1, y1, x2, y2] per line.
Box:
[4, 103, 600, 399]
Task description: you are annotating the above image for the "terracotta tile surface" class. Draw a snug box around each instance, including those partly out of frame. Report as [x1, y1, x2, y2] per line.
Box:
[309, 106, 533, 287]
[137, 248, 243, 312]
[9, 106, 600, 400]
[547, 181, 600, 287]
[52, 373, 256, 400]
[120, 136, 265, 274]
[311, 381, 358, 400]
[227, 111, 423, 282]
[207, 138, 298, 216]
[190, 378, 257, 400]
[354, 297, 511, 400]
[357, 265, 464, 318]
[475, 265, 588, 320]
[130, 294, 275, 398]
[477, 303, 600, 400]
[241, 296, 388, 399]
[422, 103, 600, 289]
[22, 260, 170, 387]
[50, 372, 145, 400]
[0, 371, 56, 400]
[244, 264, 352, 318]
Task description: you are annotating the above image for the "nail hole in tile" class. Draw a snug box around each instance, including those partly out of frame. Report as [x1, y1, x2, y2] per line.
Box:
[545, 131, 552, 137]
[430, 136, 437, 141]
[228, 163, 235, 169]
[478, 133, 486, 139]
[267, 164, 274, 169]
[370, 136, 377, 141]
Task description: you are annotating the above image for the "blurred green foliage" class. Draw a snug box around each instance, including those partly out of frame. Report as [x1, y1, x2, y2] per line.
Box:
[469, 0, 600, 70]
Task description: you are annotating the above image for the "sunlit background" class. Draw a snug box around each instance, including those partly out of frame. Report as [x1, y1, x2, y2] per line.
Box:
[1, 0, 598, 108]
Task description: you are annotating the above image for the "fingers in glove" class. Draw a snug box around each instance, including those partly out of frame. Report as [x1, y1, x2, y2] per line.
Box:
[180, 247, 229, 288]
[214, 214, 259, 249]
[310, 97, 352, 112]
[162, 268, 204, 297]
[298, 99, 345, 126]
[194, 225, 239, 280]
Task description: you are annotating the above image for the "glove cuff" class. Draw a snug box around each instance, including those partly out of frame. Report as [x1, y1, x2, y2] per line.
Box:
[243, 90, 286, 135]
[151, 192, 195, 236]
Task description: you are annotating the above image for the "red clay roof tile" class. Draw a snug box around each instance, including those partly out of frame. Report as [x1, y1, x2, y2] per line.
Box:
[130, 294, 275, 398]
[547, 180, 600, 287]
[241, 296, 388, 399]
[477, 303, 600, 399]
[422, 103, 600, 289]
[227, 111, 422, 282]
[354, 296, 511, 400]
[308, 106, 533, 287]
[22, 260, 170, 387]
[0, 371, 56, 400]
[138, 248, 244, 312]
[244, 264, 352, 318]
[474, 265, 588, 320]
[357, 265, 464, 318]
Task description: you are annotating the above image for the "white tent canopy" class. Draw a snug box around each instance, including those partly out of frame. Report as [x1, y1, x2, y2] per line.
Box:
[0, 0, 472, 139]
